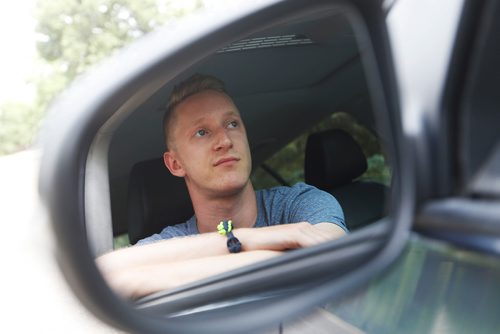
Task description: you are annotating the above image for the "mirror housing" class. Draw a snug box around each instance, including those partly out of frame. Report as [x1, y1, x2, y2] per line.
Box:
[39, 0, 412, 332]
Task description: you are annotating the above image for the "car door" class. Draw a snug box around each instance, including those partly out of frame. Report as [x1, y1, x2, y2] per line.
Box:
[314, 0, 500, 333]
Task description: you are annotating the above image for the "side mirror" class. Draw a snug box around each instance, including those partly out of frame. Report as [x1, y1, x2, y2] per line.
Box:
[39, 0, 412, 332]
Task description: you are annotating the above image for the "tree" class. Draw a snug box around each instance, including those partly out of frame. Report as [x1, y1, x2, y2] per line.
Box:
[36, 0, 203, 84]
[0, 101, 40, 155]
[0, 0, 203, 155]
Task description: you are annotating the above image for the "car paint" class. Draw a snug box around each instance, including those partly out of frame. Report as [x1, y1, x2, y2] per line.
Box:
[326, 234, 500, 333]
[320, 0, 500, 332]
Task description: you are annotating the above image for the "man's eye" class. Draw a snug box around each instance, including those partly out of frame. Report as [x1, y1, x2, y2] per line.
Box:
[195, 129, 207, 137]
[227, 120, 238, 128]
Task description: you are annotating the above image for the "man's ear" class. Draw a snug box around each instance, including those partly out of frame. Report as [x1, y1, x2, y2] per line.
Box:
[163, 151, 186, 177]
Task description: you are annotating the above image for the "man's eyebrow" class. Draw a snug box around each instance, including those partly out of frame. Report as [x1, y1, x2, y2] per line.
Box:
[189, 110, 241, 127]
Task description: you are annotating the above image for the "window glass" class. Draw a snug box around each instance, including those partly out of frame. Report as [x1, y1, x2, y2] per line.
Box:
[251, 111, 391, 189]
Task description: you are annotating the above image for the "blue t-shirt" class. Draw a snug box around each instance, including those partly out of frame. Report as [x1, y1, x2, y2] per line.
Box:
[137, 182, 346, 245]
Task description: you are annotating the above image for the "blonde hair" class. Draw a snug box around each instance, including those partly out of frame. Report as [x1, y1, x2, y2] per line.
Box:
[162, 74, 228, 149]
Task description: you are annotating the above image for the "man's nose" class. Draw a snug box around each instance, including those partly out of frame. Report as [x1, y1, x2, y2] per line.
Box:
[214, 129, 233, 151]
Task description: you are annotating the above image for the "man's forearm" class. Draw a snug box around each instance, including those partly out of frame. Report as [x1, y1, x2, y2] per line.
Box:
[96, 222, 346, 299]
[96, 228, 283, 276]
[97, 222, 346, 275]
[104, 250, 282, 299]
[97, 232, 231, 275]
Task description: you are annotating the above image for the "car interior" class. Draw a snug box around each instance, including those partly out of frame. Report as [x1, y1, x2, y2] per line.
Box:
[85, 9, 392, 279]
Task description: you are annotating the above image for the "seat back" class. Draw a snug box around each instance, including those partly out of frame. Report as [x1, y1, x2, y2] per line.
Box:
[305, 129, 387, 230]
[126, 158, 193, 244]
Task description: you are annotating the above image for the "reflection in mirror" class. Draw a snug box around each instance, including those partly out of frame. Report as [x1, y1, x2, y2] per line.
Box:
[90, 8, 391, 304]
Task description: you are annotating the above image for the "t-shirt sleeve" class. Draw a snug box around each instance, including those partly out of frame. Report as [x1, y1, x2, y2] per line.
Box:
[286, 183, 347, 232]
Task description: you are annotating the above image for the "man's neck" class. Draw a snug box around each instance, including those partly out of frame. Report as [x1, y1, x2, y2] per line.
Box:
[189, 182, 257, 233]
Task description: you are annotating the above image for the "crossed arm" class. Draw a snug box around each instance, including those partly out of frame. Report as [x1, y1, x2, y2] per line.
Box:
[96, 222, 345, 299]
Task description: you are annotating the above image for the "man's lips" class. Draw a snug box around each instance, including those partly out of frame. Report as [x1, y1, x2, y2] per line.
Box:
[213, 156, 240, 167]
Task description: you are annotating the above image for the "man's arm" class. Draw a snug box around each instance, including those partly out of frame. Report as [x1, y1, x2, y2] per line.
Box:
[97, 223, 344, 273]
[96, 222, 345, 299]
[101, 250, 282, 299]
[313, 222, 346, 240]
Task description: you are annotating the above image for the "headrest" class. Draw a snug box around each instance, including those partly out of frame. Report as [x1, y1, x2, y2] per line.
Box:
[127, 158, 193, 245]
[305, 129, 367, 189]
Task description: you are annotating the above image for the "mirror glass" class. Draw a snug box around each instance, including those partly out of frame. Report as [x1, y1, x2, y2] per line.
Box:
[90, 6, 392, 309]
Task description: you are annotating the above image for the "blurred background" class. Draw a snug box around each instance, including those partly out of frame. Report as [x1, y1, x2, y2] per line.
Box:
[0, 0, 228, 157]
[0, 3, 244, 330]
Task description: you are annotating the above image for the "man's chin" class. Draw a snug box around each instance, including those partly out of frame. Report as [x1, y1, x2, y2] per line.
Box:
[212, 179, 250, 198]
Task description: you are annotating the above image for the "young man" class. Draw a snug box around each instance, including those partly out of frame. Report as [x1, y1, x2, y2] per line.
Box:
[97, 74, 347, 299]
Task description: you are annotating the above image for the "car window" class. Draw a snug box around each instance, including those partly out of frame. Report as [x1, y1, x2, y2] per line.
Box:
[251, 111, 391, 189]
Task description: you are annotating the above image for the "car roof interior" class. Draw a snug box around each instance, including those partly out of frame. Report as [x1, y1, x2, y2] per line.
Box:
[102, 10, 385, 246]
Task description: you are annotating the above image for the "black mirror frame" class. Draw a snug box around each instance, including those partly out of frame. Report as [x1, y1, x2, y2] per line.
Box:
[39, 0, 415, 332]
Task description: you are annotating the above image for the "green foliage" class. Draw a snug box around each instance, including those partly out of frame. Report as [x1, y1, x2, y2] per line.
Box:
[363, 154, 391, 186]
[35, 0, 202, 82]
[113, 233, 130, 249]
[251, 112, 391, 189]
[0, 0, 203, 156]
[0, 101, 43, 155]
[34, 0, 204, 113]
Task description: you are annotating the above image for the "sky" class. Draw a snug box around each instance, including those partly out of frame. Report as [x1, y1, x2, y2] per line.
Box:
[0, 1, 37, 104]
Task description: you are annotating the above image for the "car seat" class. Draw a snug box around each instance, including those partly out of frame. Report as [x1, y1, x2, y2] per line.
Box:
[126, 158, 193, 244]
[304, 129, 388, 230]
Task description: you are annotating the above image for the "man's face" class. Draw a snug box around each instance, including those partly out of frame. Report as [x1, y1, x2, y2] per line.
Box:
[164, 90, 252, 198]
